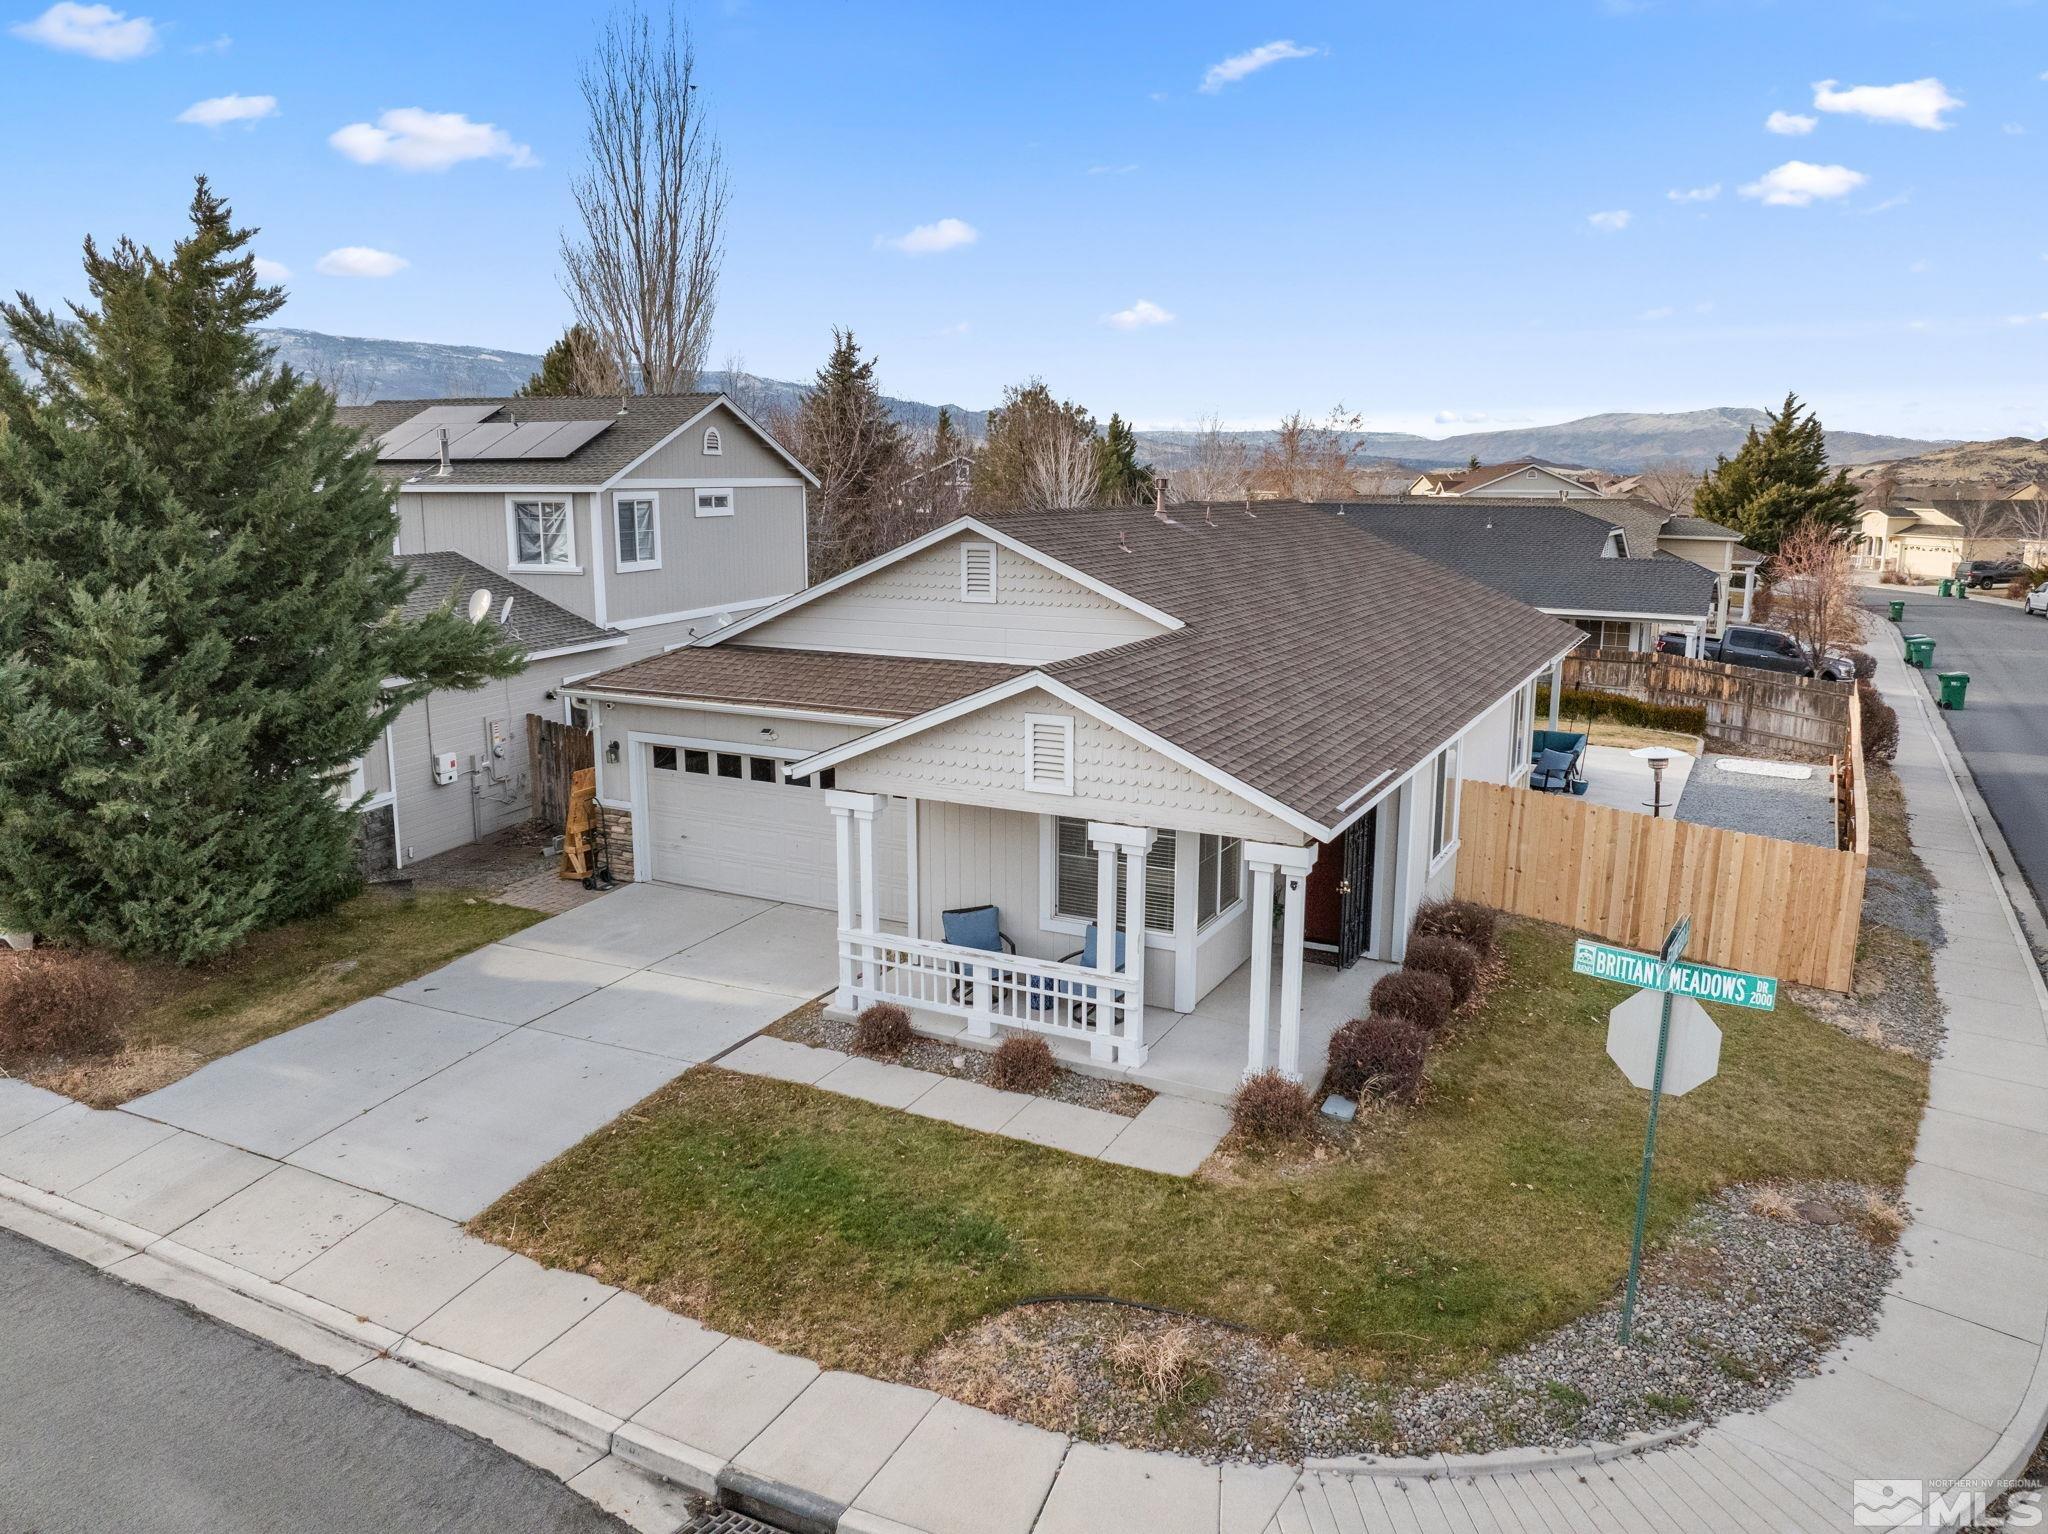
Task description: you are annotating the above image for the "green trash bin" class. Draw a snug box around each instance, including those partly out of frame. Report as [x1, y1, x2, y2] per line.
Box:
[1937, 672, 1970, 710]
[1904, 635, 1933, 668]
[1938, 579, 1954, 597]
[1888, 599, 1905, 622]
[1956, 580, 1969, 600]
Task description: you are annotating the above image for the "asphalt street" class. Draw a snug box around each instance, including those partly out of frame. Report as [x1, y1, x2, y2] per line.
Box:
[0, 1228, 628, 1534]
[1870, 588, 2048, 910]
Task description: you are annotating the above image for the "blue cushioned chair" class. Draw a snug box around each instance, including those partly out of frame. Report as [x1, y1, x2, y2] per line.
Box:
[941, 904, 1014, 1003]
[1528, 728, 1588, 793]
[1030, 924, 1128, 1021]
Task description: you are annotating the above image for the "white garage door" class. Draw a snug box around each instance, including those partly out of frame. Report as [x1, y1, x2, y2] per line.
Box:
[643, 743, 907, 918]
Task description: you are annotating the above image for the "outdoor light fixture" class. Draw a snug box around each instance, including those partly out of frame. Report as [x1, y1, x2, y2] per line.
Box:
[605, 741, 620, 764]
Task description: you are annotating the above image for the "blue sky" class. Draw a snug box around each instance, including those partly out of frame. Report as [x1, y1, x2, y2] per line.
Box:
[5, 0, 2044, 440]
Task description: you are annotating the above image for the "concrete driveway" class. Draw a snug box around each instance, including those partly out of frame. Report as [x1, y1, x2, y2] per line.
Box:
[125, 884, 835, 1220]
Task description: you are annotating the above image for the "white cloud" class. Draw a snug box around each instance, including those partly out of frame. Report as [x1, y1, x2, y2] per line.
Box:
[2005, 123, 2027, 136]
[1639, 306, 1677, 320]
[1199, 39, 1317, 93]
[877, 217, 978, 255]
[1588, 209, 1632, 232]
[10, 2, 156, 59]
[1433, 410, 1494, 425]
[315, 246, 408, 278]
[1087, 163, 1139, 176]
[1812, 77, 1962, 131]
[1766, 110, 1818, 136]
[176, 93, 277, 128]
[329, 108, 535, 172]
[1908, 258, 1930, 273]
[251, 256, 290, 281]
[1738, 161, 1868, 207]
[1666, 183, 1721, 202]
[936, 321, 970, 336]
[187, 31, 229, 53]
[1104, 299, 1174, 330]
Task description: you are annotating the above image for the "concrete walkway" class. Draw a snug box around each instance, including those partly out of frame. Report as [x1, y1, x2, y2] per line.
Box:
[721, 1036, 1231, 1176]
[2, 625, 2045, 1533]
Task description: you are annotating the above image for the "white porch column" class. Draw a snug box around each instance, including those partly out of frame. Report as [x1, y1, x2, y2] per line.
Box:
[1547, 659, 1563, 729]
[1087, 823, 1151, 1064]
[1119, 830, 1157, 1065]
[1245, 843, 1317, 1082]
[826, 789, 880, 1009]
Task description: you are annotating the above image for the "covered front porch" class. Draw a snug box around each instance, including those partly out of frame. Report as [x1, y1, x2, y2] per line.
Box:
[820, 790, 1401, 1102]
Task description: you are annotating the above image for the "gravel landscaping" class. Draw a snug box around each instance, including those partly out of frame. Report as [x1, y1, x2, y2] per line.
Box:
[769, 1002, 1154, 1116]
[920, 1179, 1905, 1461]
[1676, 755, 1839, 848]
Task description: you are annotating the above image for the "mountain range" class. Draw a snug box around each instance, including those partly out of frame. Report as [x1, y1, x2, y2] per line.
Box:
[39, 326, 1976, 476]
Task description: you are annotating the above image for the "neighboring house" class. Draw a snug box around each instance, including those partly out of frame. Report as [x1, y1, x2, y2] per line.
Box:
[1407, 459, 1599, 497]
[1652, 513, 1764, 633]
[1317, 499, 1719, 653]
[569, 507, 1580, 1091]
[334, 392, 818, 871]
[1854, 498, 2040, 581]
[893, 454, 973, 520]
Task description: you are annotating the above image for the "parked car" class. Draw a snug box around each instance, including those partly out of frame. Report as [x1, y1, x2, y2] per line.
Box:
[1702, 624, 1857, 682]
[1652, 631, 1695, 656]
[2026, 583, 2048, 618]
[1958, 559, 2027, 590]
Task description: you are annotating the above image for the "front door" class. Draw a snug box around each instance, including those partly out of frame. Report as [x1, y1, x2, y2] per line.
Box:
[1304, 807, 1377, 968]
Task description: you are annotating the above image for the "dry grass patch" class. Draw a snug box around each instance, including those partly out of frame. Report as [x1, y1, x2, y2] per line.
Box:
[474, 920, 1925, 1390]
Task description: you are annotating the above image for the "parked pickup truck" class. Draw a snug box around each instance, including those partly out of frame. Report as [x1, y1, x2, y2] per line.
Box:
[1700, 624, 1857, 682]
[1958, 559, 2029, 590]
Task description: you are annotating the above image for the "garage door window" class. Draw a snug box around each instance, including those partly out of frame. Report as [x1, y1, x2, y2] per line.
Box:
[652, 746, 678, 771]
[785, 768, 836, 790]
[749, 757, 777, 783]
[716, 753, 742, 778]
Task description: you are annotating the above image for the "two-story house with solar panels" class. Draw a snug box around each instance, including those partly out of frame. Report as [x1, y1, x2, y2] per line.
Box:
[331, 393, 817, 872]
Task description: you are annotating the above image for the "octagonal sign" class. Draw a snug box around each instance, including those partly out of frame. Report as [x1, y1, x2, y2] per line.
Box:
[1606, 988, 1722, 1098]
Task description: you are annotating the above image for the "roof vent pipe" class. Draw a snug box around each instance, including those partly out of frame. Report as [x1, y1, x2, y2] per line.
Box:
[436, 427, 451, 477]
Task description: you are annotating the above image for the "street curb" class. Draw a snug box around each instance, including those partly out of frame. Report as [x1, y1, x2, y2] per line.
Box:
[716, 1465, 845, 1534]
[150, 1238, 406, 1356]
[1306, 1423, 1703, 1478]
[610, 1420, 724, 1497]
[1884, 622, 2048, 1529]
[392, 1337, 626, 1452]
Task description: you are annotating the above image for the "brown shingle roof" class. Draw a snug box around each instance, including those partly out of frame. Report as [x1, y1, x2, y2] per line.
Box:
[334, 394, 723, 487]
[581, 645, 1024, 720]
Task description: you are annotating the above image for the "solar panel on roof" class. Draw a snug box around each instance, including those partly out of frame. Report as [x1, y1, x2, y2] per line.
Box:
[408, 404, 500, 425]
[372, 411, 616, 464]
[490, 422, 574, 458]
[444, 423, 520, 459]
[375, 424, 444, 460]
[533, 419, 614, 457]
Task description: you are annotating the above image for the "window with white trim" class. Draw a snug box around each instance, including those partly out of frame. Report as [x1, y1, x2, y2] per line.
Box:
[1507, 685, 1529, 776]
[614, 495, 659, 570]
[695, 487, 734, 518]
[1053, 819, 1178, 932]
[1024, 713, 1073, 794]
[510, 498, 573, 569]
[1197, 833, 1244, 925]
[1429, 743, 1460, 860]
[960, 541, 997, 603]
[702, 426, 722, 455]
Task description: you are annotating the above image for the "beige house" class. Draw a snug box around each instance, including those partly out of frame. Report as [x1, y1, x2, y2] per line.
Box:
[335, 393, 817, 870]
[1408, 459, 1599, 497]
[1854, 497, 2041, 581]
[571, 508, 1580, 1098]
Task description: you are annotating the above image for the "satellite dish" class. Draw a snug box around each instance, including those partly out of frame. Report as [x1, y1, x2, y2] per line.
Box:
[467, 588, 494, 624]
[498, 595, 516, 627]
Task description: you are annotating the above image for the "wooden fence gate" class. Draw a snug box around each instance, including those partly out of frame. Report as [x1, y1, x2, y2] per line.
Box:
[1559, 649, 1852, 758]
[527, 713, 595, 832]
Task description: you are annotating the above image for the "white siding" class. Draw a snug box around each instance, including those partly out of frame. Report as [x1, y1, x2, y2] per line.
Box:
[592, 702, 864, 809]
[833, 687, 1297, 842]
[742, 531, 1169, 662]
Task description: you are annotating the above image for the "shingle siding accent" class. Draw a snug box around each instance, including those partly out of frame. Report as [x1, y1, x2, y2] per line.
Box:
[834, 688, 1299, 842]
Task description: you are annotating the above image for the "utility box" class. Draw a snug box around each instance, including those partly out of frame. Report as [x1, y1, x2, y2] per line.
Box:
[487, 718, 510, 758]
[433, 751, 459, 786]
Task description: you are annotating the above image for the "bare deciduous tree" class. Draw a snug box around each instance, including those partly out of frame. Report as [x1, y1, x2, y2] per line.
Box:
[1635, 460, 1701, 512]
[1769, 519, 1863, 672]
[1024, 417, 1099, 509]
[1174, 414, 1250, 503]
[1945, 497, 2009, 577]
[1249, 405, 1362, 500]
[2008, 488, 2048, 566]
[561, 8, 729, 395]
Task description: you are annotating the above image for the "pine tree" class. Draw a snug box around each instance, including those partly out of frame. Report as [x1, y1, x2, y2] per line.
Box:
[520, 324, 623, 397]
[0, 180, 522, 961]
[1693, 392, 1862, 552]
[1094, 413, 1153, 504]
[973, 380, 1097, 509]
[791, 328, 909, 576]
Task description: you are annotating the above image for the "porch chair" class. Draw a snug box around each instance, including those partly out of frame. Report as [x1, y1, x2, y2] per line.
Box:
[1528, 728, 1588, 794]
[940, 904, 1015, 1004]
[1028, 923, 1129, 1027]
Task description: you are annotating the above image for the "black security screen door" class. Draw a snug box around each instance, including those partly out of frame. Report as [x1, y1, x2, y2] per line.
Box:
[1338, 806, 1377, 968]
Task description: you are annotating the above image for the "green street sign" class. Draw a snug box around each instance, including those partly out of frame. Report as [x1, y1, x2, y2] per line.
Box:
[1572, 938, 1778, 1012]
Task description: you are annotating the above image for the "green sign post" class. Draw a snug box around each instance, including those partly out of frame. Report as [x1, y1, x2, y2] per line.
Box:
[1578, 921, 1779, 1344]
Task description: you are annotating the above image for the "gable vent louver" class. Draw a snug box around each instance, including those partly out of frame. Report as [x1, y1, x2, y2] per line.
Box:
[1024, 713, 1074, 795]
[960, 542, 997, 603]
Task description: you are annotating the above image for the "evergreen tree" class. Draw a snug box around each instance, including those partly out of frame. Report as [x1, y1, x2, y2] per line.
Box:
[792, 328, 909, 576]
[519, 324, 623, 397]
[1693, 392, 1862, 551]
[1094, 413, 1153, 504]
[972, 380, 1097, 509]
[0, 180, 522, 961]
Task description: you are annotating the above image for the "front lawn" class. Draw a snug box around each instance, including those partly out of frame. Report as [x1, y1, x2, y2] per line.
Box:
[25, 889, 541, 1106]
[473, 920, 1925, 1387]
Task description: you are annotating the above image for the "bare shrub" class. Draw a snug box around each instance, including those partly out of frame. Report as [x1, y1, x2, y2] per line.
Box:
[1324, 1015, 1427, 1104]
[1231, 1070, 1315, 1142]
[850, 1002, 912, 1059]
[1860, 1192, 1908, 1245]
[2008, 576, 2032, 601]
[1858, 681, 1899, 763]
[0, 950, 132, 1064]
[1367, 970, 1454, 1035]
[989, 1033, 1057, 1093]
[1748, 1187, 1795, 1221]
[1403, 935, 1479, 1009]
[30, 1043, 195, 1109]
[1412, 899, 1498, 959]
[1107, 1324, 1204, 1402]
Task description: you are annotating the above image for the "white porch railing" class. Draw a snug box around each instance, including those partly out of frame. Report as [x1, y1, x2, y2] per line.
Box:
[839, 928, 1144, 1066]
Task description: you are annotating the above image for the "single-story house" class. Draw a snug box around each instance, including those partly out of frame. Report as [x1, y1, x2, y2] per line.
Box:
[333, 392, 818, 871]
[1311, 498, 1720, 654]
[1407, 459, 1599, 497]
[570, 506, 1582, 1095]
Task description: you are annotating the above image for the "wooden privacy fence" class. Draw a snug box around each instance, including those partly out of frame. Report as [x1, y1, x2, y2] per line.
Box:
[1454, 767, 1869, 993]
[526, 712, 594, 832]
[1560, 649, 1851, 758]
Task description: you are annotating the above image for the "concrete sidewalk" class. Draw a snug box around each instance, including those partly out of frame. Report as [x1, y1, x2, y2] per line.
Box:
[2, 621, 2044, 1533]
